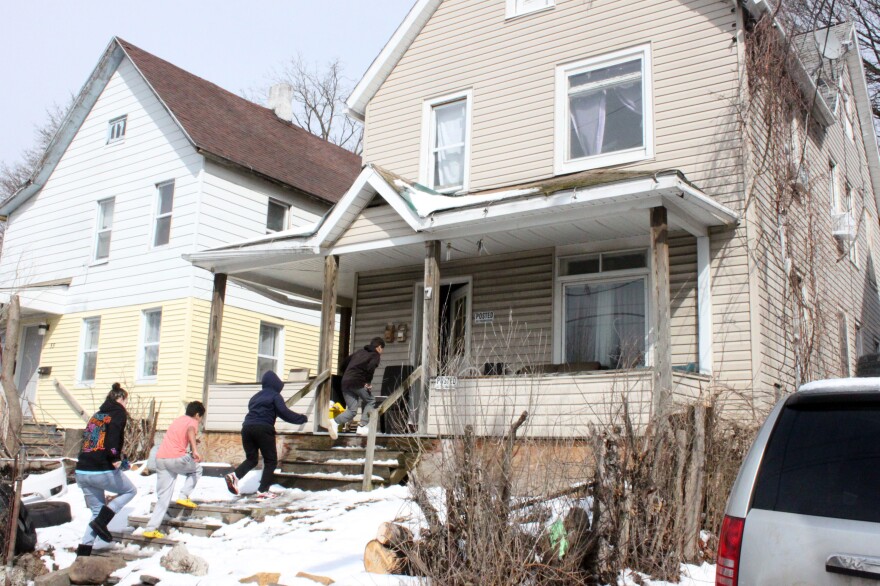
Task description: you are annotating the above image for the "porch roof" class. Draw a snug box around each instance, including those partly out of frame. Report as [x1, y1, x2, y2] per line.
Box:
[185, 165, 739, 301]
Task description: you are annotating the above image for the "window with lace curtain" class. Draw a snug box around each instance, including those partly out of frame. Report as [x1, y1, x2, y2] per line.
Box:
[421, 90, 472, 193]
[555, 45, 654, 174]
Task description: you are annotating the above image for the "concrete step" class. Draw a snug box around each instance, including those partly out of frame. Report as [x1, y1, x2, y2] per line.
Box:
[149, 501, 252, 524]
[128, 515, 223, 537]
[280, 460, 396, 480]
[273, 471, 388, 492]
[290, 447, 403, 462]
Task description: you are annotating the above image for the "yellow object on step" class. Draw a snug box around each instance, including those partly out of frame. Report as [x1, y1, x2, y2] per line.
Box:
[143, 529, 166, 539]
[329, 402, 345, 421]
[176, 498, 198, 509]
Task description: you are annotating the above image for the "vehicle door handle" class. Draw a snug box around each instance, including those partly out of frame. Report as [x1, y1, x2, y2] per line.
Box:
[827, 554, 880, 581]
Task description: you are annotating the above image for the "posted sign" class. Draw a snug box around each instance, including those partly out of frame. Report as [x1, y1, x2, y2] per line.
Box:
[474, 311, 495, 324]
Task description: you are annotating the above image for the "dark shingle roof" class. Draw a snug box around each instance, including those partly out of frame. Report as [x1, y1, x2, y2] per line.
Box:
[117, 38, 362, 204]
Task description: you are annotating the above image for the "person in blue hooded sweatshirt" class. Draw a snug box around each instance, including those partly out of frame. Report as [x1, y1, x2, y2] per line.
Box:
[225, 370, 307, 499]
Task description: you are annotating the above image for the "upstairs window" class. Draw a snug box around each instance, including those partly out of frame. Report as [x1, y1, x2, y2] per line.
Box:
[107, 115, 127, 143]
[506, 0, 554, 18]
[257, 322, 283, 380]
[79, 317, 101, 383]
[140, 308, 162, 379]
[94, 198, 115, 262]
[555, 45, 654, 174]
[422, 90, 472, 193]
[266, 199, 289, 233]
[843, 93, 855, 141]
[829, 161, 843, 213]
[153, 180, 174, 247]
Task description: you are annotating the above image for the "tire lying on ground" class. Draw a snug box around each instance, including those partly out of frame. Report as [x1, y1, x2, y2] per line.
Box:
[0, 483, 37, 554]
[25, 501, 72, 528]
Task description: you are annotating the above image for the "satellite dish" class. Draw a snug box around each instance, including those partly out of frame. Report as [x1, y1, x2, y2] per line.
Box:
[814, 28, 845, 60]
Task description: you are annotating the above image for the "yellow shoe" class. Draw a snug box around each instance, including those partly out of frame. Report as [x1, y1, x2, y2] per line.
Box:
[175, 498, 198, 509]
[143, 529, 166, 539]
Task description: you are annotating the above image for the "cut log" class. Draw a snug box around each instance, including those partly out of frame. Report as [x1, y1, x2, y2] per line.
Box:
[364, 539, 405, 575]
[376, 522, 413, 550]
[295, 571, 334, 585]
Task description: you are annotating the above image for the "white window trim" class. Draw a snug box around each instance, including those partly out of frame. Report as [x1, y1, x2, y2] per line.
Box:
[554, 44, 655, 175]
[92, 198, 115, 265]
[107, 115, 127, 144]
[257, 322, 285, 380]
[420, 89, 473, 194]
[151, 180, 174, 248]
[266, 198, 290, 234]
[77, 317, 101, 385]
[505, 0, 554, 19]
[552, 248, 652, 367]
[138, 308, 162, 382]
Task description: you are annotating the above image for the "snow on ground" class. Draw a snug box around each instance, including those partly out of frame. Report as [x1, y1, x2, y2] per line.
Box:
[34, 470, 716, 585]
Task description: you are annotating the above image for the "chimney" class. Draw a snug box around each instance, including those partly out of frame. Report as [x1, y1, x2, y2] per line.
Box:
[267, 83, 293, 122]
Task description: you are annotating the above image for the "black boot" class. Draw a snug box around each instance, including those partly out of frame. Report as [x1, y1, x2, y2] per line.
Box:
[75, 544, 92, 557]
[89, 506, 115, 542]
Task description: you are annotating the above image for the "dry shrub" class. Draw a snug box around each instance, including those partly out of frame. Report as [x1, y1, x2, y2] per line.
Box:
[122, 395, 160, 462]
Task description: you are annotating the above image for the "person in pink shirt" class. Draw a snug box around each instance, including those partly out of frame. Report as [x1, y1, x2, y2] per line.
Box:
[143, 401, 205, 539]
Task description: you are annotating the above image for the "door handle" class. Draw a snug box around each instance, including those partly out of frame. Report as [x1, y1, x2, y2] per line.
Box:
[827, 554, 880, 581]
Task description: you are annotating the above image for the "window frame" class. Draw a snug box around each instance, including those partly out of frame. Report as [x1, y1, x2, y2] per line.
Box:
[266, 198, 290, 234]
[420, 89, 473, 194]
[107, 115, 127, 144]
[138, 308, 162, 382]
[93, 198, 115, 263]
[256, 322, 284, 381]
[77, 317, 101, 384]
[554, 44, 655, 175]
[152, 180, 175, 248]
[829, 160, 843, 213]
[505, 0, 554, 19]
[553, 248, 652, 367]
[839, 312, 851, 376]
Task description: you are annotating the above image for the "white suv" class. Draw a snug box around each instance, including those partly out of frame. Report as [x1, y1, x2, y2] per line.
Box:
[717, 378, 880, 585]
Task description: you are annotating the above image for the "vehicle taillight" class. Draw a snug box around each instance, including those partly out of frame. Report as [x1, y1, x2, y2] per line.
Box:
[716, 515, 745, 586]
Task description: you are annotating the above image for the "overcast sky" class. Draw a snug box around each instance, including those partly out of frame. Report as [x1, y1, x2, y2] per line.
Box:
[0, 0, 415, 165]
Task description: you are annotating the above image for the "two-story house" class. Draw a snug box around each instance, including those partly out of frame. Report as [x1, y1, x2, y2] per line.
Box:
[189, 0, 880, 438]
[0, 37, 361, 430]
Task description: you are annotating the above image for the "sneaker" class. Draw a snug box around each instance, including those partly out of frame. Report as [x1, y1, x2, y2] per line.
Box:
[224, 472, 239, 495]
[328, 418, 338, 440]
[175, 498, 198, 509]
[356, 425, 370, 437]
[142, 529, 166, 539]
[255, 491, 279, 501]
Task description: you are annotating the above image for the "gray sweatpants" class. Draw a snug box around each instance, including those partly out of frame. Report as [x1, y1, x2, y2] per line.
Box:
[334, 386, 376, 427]
[146, 454, 202, 531]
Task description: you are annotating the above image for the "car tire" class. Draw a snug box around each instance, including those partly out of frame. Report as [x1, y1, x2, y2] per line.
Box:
[25, 501, 72, 528]
[0, 484, 37, 554]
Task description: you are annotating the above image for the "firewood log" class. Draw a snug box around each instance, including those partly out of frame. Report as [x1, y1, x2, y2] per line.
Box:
[376, 522, 413, 550]
[364, 539, 405, 575]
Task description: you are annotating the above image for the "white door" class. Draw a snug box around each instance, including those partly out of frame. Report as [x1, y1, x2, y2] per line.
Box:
[16, 326, 43, 418]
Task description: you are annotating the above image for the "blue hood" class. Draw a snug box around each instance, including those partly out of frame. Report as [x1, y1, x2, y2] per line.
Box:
[261, 370, 285, 393]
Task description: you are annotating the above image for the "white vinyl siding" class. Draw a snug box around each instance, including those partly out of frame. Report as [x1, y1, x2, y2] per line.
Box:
[78, 317, 100, 383]
[107, 115, 126, 143]
[506, 0, 554, 19]
[555, 44, 654, 174]
[421, 90, 472, 193]
[256, 322, 283, 380]
[152, 180, 174, 247]
[93, 198, 115, 262]
[139, 308, 162, 380]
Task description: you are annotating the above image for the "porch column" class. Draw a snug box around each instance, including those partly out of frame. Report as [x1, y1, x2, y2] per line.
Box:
[696, 236, 714, 375]
[337, 306, 352, 367]
[419, 240, 441, 430]
[201, 273, 227, 408]
[316, 254, 339, 432]
[651, 207, 673, 417]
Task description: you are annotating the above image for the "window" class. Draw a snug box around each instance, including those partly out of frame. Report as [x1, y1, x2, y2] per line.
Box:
[266, 199, 289, 233]
[557, 250, 648, 368]
[843, 93, 855, 141]
[506, 0, 553, 18]
[107, 115, 127, 143]
[79, 318, 100, 382]
[153, 180, 174, 247]
[829, 161, 843, 213]
[856, 321, 864, 358]
[257, 322, 283, 380]
[422, 90, 472, 193]
[555, 45, 654, 174]
[94, 198, 115, 261]
[140, 309, 162, 379]
[839, 313, 850, 376]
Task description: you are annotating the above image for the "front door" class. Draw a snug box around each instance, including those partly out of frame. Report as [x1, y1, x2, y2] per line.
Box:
[16, 326, 43, 418]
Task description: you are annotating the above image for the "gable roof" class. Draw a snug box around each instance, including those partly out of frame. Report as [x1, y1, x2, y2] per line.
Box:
[2, 37, 362, 216]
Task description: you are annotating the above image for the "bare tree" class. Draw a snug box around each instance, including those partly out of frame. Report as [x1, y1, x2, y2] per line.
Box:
[246, 55, 363, 154]
[1, 100, 71, 200]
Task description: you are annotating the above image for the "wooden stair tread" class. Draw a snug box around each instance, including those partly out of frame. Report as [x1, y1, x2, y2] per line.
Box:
[109, 531, 176, 547]
[128, 515, 223, 529]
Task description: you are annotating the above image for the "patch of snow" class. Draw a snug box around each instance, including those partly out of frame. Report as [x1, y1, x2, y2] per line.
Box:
[391, 177, 539, 216]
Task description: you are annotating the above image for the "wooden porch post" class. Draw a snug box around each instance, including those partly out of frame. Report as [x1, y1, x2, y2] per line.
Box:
[419, 241, 441, 430]
[651, 207, 673, 417]
[317, 255, 339, 432]
[201, 273, 227, 408]
[337, 306, 352, 366]
[2, 295, 22, 456]
[696, 236, 714, 375]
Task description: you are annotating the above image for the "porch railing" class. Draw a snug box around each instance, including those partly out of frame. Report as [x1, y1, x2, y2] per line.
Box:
[284, 369, 331, 409]
[362, 365, 423, 491]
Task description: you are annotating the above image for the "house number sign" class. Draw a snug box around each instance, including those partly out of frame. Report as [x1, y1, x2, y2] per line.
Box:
[474, 311, 495, 324]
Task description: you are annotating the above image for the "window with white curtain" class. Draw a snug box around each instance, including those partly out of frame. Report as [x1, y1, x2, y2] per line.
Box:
[94, 198, 115, 261]
[558, 250, 648, 369]
[153, 180, 174, 247]
[257, 322, 283, 380]
[79, 317, 101, 382]
[140, 309, 162, 379]
[422, 90, 472, 193]
[506, 0, 554, 18]
[555, 45, 653, 174]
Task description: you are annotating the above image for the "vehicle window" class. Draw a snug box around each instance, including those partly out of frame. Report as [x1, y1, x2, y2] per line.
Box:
[752, 402, 880, 523]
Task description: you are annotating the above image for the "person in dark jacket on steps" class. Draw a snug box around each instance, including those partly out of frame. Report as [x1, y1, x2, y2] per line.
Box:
[225, 370, 307, 499]
[74, 383, 137, 557]
[328, 337, 385, 440]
